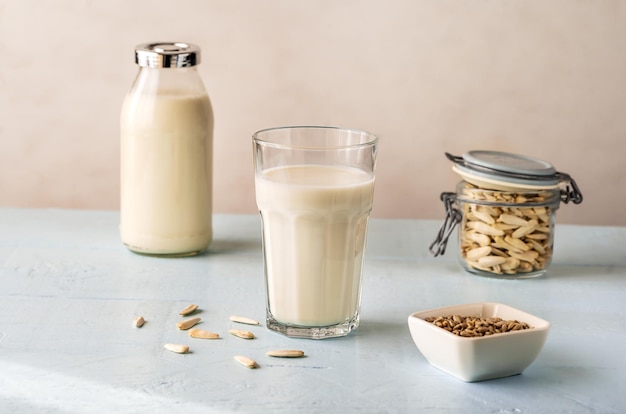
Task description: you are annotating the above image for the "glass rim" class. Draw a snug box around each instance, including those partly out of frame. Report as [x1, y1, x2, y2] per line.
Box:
[252, 125, 378, 150]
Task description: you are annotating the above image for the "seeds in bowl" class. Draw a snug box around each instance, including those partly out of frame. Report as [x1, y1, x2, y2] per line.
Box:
[424, 315, 532, 337]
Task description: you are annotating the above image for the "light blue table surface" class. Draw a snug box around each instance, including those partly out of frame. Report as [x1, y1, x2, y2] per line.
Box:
[1, 208, 625, 413]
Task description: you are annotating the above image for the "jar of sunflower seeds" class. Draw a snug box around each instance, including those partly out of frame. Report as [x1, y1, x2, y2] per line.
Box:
[430, 151, 583, 279]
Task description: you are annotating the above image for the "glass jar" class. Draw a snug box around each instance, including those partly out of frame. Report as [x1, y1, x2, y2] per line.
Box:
[431, 151, 583, 279]
[120, 42, 214, 256]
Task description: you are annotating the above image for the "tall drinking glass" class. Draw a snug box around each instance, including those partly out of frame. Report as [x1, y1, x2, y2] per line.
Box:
[253, 126, 378, 339]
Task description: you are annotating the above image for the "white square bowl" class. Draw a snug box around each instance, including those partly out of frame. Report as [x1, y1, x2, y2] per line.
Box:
[407, 302, 551, 382]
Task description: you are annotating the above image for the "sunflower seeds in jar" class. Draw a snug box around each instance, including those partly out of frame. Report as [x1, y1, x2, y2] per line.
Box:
[456, 182, 560, 278]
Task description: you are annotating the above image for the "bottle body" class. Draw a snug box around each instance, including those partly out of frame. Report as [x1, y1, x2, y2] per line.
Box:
[120, 64, 213, 256]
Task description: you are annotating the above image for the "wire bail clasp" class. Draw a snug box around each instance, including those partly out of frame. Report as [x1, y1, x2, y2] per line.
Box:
[556, 172, 583, 205]
[429, 192, 462, 257]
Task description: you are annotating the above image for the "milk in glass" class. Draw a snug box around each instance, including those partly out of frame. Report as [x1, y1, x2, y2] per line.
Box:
[256, 164, 375, 327]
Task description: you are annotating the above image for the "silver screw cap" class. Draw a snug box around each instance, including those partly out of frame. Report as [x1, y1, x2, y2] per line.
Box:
[135, 42, 200, 68]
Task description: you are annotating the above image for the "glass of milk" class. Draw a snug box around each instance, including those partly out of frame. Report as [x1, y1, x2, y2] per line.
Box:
[253, 126, 377, 339]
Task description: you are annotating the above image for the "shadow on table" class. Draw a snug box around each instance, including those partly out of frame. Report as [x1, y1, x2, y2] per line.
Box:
[474, 346, 602, 392]
[357, 319, 410, 339]
[546, 264, 623, 280]
[205, 238, 261, 255]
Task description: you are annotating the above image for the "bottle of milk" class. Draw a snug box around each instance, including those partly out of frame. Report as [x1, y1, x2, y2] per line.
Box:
[120, 42, 213, 256]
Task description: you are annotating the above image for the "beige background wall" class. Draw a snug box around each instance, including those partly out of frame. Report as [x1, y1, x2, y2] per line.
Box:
[1, 0, 624, 225]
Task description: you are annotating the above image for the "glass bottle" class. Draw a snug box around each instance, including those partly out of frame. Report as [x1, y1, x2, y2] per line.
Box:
[120, 42, 213, 256]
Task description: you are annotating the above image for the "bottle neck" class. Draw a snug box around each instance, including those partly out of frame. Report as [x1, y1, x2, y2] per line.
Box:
[129, 66, 207, 96]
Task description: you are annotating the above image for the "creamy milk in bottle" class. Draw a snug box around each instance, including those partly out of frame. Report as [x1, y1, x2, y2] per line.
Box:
[256, 164, 375, 327]
[120, 43, 213, 256]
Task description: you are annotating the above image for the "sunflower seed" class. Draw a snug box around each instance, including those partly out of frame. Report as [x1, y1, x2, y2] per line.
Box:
[229, 315, 260, 326]
[133, 316, 145, 328]
[177, 317, 201, 330]
[188, 329, 220, 339]
[164, 343, 189, 354]
[234, 355, 257, 368]
[266, 349, 305, 358]
[228, 329, 255, 339]
[179, 304, 199, 316]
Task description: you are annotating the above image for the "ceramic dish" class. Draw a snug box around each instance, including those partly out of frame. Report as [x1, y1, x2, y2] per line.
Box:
[407, 302, 550, 382]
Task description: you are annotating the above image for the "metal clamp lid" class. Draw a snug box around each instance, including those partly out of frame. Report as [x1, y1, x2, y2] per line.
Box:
[135, 42, 200, 68]
[446, 151, 583, 204]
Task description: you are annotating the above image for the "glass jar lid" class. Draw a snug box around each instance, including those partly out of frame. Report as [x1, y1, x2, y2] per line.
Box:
[448, 150, 561, 190]
[135, 42, 200, 68]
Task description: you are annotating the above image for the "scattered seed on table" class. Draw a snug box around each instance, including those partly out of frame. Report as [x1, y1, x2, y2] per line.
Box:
[266, 349, 305, 358]
[228, 329, 255, 339]
[179, 304, 199, 316]
[229, 315, 260, 326]
[164, 343, 189, 354]
[133, 316, 145, 328]
[188, 328, 220, 339]
[177, 317, 201, 330]
[234, 355, 257, 369]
